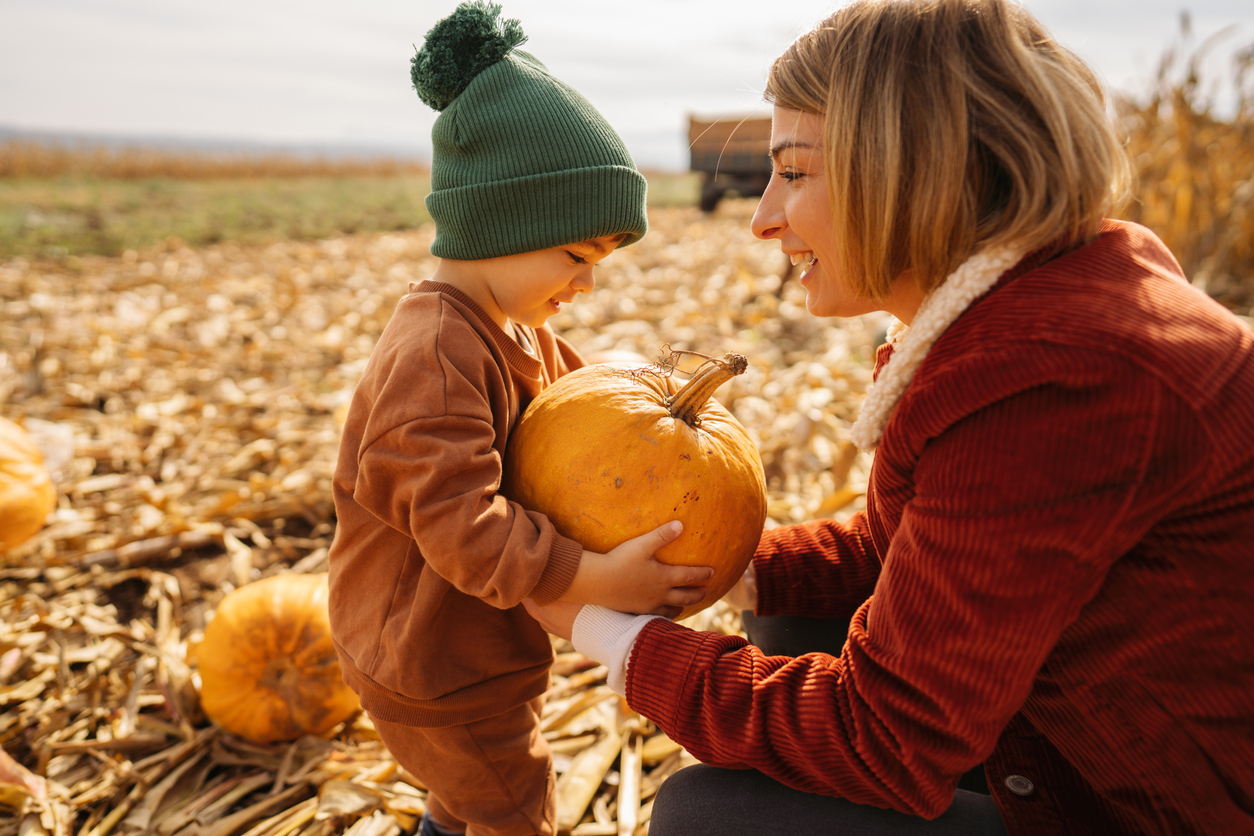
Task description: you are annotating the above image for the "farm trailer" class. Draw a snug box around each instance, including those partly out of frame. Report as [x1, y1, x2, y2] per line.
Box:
[688, 115, 773, 212]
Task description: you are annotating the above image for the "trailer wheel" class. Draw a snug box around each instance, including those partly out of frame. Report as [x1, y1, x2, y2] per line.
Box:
[699, 182, 726, 212]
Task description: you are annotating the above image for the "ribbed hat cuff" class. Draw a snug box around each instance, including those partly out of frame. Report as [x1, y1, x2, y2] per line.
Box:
[427, 165, 648, 260]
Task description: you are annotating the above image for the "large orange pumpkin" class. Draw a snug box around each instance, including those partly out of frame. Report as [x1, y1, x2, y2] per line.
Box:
[503, 353, 767, 620]
[196, 573, 360, 743]
[0, 416, 57, 552]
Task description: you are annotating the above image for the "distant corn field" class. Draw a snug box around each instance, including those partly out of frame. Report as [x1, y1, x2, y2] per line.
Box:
[0, 141, 428, 179]
[1, 35, 1251, 316]
[1116, 31, 1254, 313]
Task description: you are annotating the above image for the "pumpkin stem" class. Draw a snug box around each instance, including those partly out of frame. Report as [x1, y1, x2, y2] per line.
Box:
[666, 353, 748, 428]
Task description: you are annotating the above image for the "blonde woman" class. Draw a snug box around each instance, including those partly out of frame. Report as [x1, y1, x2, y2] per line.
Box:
[526, 0, 1254, 832]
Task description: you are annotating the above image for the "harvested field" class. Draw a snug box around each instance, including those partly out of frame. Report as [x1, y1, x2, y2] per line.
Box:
[1, 200, 885, 835]
[4, 26, 1252, 834]
[0, 143, 429, 181]
[1116, 37, 1254, 314]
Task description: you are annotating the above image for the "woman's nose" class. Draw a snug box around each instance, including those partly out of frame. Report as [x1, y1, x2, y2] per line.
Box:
[751, 178, 785, 240]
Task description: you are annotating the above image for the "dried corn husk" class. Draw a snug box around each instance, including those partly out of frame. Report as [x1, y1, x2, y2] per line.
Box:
[0, 201, 883, 835]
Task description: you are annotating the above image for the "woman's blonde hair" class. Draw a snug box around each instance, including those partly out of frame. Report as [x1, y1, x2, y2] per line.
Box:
[766, 0, 1131, 297]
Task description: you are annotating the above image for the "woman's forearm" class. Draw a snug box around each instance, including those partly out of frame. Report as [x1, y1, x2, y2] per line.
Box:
[570, 605, 660, 694]
[753, 512, 882, 618]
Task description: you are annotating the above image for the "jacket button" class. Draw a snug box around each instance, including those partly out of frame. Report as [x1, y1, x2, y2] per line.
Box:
[1004, 775, 1035, 796]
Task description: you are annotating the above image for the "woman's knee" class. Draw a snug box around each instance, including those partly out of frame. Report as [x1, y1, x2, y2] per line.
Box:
[650, 766, 1008, 836]
[649, 765, 741, 835]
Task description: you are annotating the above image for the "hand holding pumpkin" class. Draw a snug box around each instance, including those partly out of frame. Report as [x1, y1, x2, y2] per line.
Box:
[502, 353, 769, 621]
[560, 520, 713, 617]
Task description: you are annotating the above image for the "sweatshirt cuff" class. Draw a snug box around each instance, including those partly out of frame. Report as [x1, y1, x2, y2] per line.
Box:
[529, 534, 584, 605]
[571, 605, 660, 695]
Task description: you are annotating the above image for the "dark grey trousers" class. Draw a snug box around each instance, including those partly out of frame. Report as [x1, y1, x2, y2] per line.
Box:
[646, 613, 1006, 834]
[650, 765, 1007, 835]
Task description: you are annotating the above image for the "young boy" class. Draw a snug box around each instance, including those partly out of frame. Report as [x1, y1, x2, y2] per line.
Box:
[326, 5, 711, 835]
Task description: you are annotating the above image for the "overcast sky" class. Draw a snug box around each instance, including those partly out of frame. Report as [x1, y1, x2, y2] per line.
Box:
[2, 0, 1252, 169]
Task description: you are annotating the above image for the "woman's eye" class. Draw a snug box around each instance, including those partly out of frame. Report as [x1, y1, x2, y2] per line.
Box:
[778, 168, 804, 182]
[567, 251, 589, 265]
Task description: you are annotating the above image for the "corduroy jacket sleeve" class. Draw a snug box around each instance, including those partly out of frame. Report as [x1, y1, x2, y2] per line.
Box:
[752, 512, 883, 619]
[625, 354, 1207, 818]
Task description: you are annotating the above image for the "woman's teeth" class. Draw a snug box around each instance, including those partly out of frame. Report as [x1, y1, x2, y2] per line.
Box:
[790, 252, 818, 274]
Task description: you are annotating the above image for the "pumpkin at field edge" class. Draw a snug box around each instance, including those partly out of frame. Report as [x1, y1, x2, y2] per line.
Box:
[196, 572, 360, 743]
[0, 416, 57, 553]
[502, 353, 767, 620]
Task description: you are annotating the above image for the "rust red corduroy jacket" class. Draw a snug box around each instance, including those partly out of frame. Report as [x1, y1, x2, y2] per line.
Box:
[625, 222, 1254, 835]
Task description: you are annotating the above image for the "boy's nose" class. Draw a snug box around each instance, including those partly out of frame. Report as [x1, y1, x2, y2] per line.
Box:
[571, 268, 595, 292]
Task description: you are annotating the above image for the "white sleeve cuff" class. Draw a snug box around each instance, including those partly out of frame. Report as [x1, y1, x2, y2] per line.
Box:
[571, 605, 661, 695]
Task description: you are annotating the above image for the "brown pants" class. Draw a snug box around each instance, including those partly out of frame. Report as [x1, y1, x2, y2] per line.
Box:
[373, 697, 555, 836]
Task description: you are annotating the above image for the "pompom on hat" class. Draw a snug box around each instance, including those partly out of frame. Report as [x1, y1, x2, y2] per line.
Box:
[412, 1, 648, 260]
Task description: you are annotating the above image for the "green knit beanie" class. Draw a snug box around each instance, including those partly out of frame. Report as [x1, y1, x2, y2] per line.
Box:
[411, 1, 648, 260]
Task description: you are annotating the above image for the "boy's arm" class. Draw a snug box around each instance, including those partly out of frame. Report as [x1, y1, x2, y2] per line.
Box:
[354, 410, 583, 608]
[346, 305, 586, 609]
[355, 416, 709, 614]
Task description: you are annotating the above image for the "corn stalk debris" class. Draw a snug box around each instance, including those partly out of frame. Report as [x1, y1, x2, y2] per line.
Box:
[1, 202, 885, 833]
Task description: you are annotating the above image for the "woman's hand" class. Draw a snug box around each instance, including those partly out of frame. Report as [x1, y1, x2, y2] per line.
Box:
[722, 561, 758, 612]
[561, 520, 713, 617]
[523, 598, 582, 641]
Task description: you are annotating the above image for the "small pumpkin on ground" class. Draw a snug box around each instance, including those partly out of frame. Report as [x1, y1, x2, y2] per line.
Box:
[503, 352, 767, 620]
[0, 416, 57, 553]
[196, 572, 360, 743]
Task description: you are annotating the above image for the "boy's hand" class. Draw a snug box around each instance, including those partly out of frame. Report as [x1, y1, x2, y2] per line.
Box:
[523, 598, 582, 641]
[561, 521, 713, 616]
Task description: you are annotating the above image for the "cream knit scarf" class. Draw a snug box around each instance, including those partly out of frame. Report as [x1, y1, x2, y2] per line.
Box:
[850, 245, 1025, 451]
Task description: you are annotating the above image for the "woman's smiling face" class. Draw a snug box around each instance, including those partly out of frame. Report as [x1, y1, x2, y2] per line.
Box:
[751, 106, 923, 322]
[751, 106, 868, 318]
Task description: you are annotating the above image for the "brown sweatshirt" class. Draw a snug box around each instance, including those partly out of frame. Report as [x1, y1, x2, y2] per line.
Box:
[328, 280, 585, 726]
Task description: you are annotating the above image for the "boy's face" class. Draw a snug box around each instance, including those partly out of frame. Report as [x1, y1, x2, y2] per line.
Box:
[484, 234, 623, 329]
